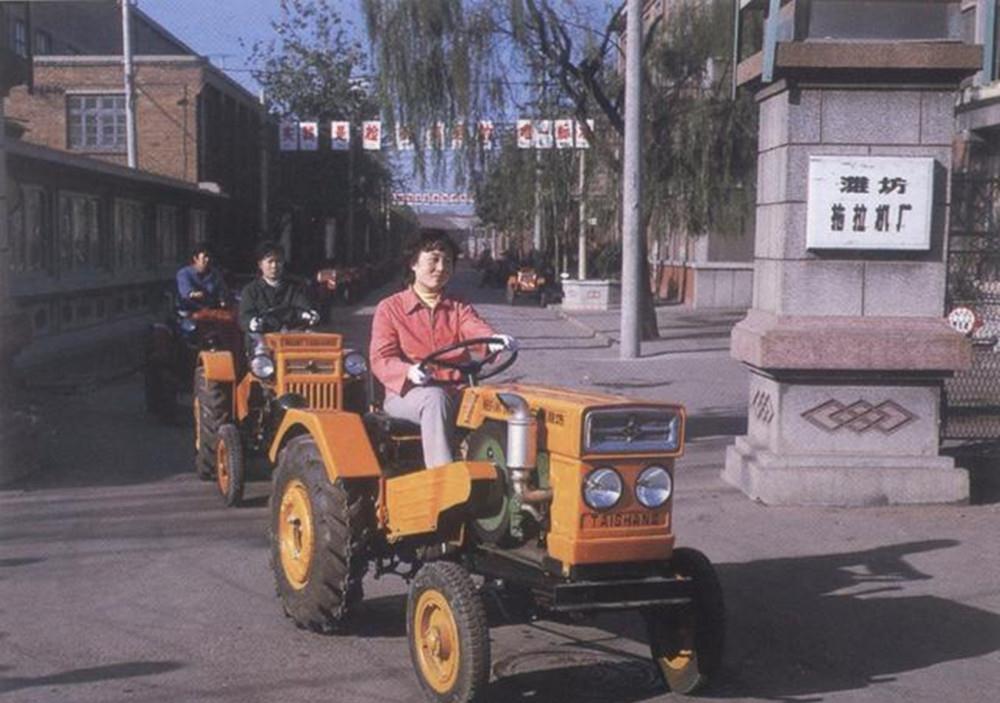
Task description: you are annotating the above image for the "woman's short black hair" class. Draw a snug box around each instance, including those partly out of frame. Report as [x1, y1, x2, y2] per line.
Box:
[402, 229, 460, 285]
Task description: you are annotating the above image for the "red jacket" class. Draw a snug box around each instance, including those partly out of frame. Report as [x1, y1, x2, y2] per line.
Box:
[370, 287, 496, 395]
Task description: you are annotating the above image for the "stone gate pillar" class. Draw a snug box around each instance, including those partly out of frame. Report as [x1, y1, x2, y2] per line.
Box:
[724, 2, 981, 505]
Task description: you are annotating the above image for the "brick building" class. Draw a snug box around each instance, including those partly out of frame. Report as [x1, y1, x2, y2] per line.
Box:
[2, 0, 266, 350]
[3, 0, 265, 267]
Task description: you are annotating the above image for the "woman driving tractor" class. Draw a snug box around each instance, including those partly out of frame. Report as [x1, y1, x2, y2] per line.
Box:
[370, 229, 518, 468]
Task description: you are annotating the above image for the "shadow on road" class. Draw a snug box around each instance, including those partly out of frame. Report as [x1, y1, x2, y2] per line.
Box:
[710, 538, 1000, 699]
[0, 661, 184, 694]
[467, 539, 998, 702]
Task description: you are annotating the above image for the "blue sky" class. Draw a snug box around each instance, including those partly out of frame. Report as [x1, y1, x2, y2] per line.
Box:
[139, 0, 368, 94]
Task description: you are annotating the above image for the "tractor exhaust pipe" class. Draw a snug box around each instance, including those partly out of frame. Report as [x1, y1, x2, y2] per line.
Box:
[496, 393, 552, 517]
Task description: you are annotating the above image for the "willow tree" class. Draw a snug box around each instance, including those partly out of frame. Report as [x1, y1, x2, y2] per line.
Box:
[362, 0, 756, 340]
[247, 0, 392, 265]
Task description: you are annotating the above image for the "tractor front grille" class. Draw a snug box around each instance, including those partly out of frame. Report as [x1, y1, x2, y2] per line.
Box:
[285, 381, 340, 410]
[583, 407, 683, 454]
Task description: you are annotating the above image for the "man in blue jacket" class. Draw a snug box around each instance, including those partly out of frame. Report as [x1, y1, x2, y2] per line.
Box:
[176, 243, 228, 310]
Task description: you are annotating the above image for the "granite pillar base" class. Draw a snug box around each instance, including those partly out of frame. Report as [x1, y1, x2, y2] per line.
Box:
[724, 436, 969, 506]
[722, 371, 969, 505]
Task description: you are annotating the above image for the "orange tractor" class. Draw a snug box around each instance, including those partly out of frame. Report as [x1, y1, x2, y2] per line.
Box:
[193, 303, 367, 505]
[198, 333, 724, 700]
[506, 266, 552, 307]
[196, 333, 724, 702]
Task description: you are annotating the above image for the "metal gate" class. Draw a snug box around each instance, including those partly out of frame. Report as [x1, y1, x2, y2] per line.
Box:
[943, 172, 1000, 439]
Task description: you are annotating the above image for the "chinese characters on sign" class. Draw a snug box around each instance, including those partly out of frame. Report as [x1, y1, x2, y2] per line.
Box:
[806, 156, 933, 250]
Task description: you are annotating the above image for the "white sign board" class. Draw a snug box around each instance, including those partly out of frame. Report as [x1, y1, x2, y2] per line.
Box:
[806, 156, 934, 250]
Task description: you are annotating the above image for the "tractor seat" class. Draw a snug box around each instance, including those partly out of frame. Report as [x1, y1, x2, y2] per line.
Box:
[363, 411, 422, 439]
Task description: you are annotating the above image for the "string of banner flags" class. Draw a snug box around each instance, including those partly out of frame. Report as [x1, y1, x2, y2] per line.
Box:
[279, 118, 596, 152]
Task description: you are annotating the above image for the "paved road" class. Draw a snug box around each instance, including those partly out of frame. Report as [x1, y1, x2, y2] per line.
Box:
[2, 265, 998, 703]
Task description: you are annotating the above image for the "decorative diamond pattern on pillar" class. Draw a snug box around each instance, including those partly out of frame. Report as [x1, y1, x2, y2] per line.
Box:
[801, 399, 918, 434]
[751, 389, 775, 424]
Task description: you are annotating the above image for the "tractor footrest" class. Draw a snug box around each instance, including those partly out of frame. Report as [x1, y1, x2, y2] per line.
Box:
[544, 576, 693, 612]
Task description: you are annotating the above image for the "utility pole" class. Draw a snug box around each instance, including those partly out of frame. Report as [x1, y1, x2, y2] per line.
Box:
[620, 0, 643, 359]
[121, 0, 137, 169]
[258, 90, 268, 233]
[533, 150, 543, 251]
[346, 136, 355, 264]
[577, 149, 587, 279]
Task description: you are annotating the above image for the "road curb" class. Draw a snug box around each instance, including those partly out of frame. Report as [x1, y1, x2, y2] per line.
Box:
[553, 307, 615, 347]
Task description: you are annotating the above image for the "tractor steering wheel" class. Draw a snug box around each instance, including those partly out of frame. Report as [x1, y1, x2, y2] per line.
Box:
[418, 337, 518, 385]
[253, 304, 318, 333]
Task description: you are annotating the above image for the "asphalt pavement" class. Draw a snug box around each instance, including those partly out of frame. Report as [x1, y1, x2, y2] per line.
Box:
[1, 263, 998, 703]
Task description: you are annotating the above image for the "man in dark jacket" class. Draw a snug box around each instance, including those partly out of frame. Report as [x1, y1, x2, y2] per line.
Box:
[239, 241, 317, 334]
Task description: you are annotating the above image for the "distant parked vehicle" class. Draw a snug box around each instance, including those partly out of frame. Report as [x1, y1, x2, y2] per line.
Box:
[506, 266, 552, 307]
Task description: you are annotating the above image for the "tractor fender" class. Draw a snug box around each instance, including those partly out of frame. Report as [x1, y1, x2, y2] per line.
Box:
[198, 350, 236, 382]
[269, 408, 382, 480]
[384, 460, 499, 539]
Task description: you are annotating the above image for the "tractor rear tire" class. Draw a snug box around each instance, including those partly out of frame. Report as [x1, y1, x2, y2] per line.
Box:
[193, 366, 231, 481]
[216, 423, 245, 507]
[644, 547, 725, 694]
[407, 561, 490, 703]
[270, 435, 372, 633]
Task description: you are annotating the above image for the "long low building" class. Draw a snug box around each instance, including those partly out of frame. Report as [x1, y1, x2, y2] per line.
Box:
[6, 137, 224, 345]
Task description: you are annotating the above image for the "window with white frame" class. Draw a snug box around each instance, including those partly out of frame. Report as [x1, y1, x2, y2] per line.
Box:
[58, 192, 100, 272]
[189, 208, 208, 251]
[11, 186, 49, 274]
[113, 199, 145, 271]
[34, 29, 51, 55]
[156, 205, 179, 266]
[67, 94, 127, 152]
[13, 19, 27, 57]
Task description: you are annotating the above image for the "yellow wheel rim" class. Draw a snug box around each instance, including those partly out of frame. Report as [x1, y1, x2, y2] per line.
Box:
[413, 590, 461, 693]
[278, 479, 314, 590]
[652, 612, 701, 691]
[216, 437, 230, 495]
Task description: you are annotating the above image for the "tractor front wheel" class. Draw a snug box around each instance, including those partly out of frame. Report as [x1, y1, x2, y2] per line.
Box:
[270, 435, 371, 633]
[407, 561, 490, 703]
[644, 547, 725, 695]
[193, 366, 230, 481]
[216, 423, 245, 507]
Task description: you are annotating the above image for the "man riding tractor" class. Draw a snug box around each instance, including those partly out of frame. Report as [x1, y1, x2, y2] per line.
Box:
[262, 233, 724, 702]
[192, 241, 327, 504]
[145, 244, 240, 422]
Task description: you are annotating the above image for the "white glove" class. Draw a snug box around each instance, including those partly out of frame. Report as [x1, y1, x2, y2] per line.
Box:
[407, 364, 430, 386]
[488, 334, 519, 354]
[301, 309, 320, 325]
[248, 316, 262, 332]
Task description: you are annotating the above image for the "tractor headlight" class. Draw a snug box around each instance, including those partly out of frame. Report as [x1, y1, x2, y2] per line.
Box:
[250, 353, 275, 379]
[582, 467, 623, 510]
[635, 465, 673, 508]
[343, 350, 368, 377]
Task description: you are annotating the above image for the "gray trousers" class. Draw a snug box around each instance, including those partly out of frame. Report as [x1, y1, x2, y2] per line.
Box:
[383, 386, 455, 468]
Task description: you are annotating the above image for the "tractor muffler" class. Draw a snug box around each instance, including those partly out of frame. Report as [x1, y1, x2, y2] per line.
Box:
[496, 393, 552, 520]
